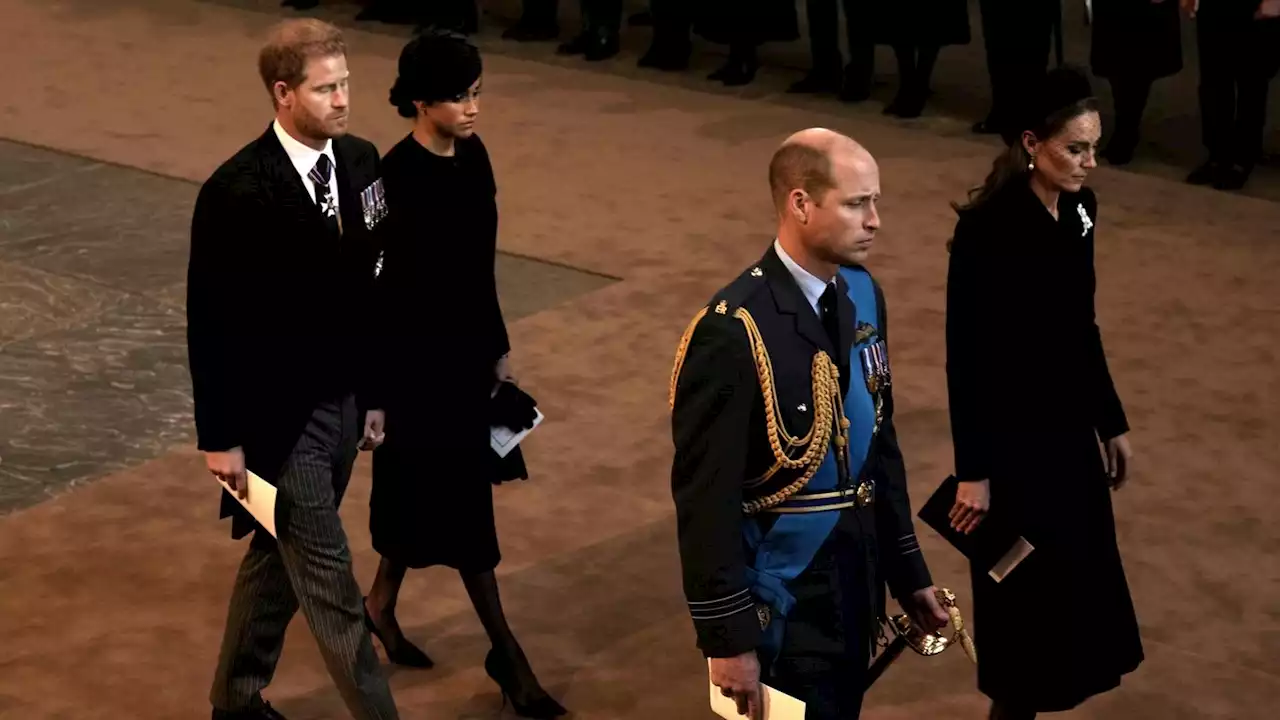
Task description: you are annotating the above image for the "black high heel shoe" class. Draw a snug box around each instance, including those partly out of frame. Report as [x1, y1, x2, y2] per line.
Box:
[484, 647, 567, 719]
[363, 598, 434, 669]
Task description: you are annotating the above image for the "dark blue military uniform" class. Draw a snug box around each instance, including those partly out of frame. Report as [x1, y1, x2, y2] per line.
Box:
[669, 244, 934, 719]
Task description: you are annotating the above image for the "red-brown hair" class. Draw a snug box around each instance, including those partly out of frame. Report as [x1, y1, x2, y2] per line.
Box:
[258, 18, 346, 104]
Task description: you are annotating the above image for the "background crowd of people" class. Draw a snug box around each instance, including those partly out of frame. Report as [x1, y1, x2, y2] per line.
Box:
[278, 0, 1280, 191]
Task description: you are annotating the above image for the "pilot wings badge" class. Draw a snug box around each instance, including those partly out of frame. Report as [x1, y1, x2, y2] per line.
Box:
[854, 322, 878, 346]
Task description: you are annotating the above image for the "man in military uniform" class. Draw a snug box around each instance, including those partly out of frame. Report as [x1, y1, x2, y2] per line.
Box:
[669, 128, 949, 720]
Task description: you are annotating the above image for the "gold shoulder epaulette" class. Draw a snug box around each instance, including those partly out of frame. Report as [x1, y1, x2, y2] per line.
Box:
[669, 305, 711, 410]
[668, 302, 852, 515]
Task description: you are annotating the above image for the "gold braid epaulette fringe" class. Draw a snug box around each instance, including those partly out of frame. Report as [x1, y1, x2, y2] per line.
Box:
[669, 304, 851, 516]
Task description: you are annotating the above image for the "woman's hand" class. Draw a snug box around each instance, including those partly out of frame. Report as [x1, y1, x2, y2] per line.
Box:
[1105, 434, 1133, 489]
[949, 479, 989, 534]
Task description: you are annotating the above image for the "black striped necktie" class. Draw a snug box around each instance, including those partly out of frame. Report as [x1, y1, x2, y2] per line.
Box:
[308, 154, 340, 237]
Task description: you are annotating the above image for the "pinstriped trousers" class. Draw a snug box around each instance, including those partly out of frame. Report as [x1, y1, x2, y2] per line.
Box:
[210, 396, 398, 719]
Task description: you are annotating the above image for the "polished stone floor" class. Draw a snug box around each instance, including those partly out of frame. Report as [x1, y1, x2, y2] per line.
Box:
[0, 139, 614, 513]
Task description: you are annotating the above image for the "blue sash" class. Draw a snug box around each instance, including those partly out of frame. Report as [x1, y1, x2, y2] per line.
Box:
[744, 267, 881, 667]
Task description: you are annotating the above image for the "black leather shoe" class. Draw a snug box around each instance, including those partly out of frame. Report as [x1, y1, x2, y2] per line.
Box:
[1185, 159, 1223, 186]
[787, 71, 842, 94]
[637, 44, 690, 71]
[556, 33, 590, 55]
[583, 34, 620, 61]
[1212, 163, 1251, 191]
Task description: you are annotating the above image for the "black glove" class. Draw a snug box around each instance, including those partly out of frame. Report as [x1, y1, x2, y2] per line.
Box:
[490, 381, 538, 432]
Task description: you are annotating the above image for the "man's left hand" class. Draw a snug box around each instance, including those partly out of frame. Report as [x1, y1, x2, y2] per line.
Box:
[360, 409, 386, 450]
[902, 587, 950, 634]
[1257, 0, 1280, 19]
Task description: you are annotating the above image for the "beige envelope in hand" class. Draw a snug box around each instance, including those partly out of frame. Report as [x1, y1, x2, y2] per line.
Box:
[708, 663, 805, 720]
[218, 470, 278, 538]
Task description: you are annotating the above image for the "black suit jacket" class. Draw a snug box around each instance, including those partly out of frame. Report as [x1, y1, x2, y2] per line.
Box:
[186, 124, 384, 539]
[669, 245, 933, 659]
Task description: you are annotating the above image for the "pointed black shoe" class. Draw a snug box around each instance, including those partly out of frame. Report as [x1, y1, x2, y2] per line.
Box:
[484, 647, 567, 719]
[363, 598, 434, 669]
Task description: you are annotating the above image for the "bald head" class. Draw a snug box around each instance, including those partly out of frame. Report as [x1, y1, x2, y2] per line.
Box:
[768, 128, 873, 212]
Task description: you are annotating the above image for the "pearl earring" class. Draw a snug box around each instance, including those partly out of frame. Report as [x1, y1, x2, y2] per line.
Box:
[1028, 158, 1036, 170]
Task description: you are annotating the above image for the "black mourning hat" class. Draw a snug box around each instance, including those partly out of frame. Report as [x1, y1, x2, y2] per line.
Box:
[1003, 65, 1095, 145]
[388, 28, 483, 118]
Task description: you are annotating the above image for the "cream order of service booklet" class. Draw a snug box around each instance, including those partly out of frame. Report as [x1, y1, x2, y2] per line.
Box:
[708, 662, 805, 720]
[218, 470, 278, 538]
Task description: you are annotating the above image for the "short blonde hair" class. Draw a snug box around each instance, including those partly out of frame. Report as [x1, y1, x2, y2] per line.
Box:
[258, 18, 346, 102]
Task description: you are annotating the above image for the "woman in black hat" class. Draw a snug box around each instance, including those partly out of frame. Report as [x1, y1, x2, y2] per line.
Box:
[943, 66, 1144, 719]
[362, 30, 566, 719]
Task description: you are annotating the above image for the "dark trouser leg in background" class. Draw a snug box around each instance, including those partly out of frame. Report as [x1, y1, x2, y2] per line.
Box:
[976, 0, 1051, 135]
[1194, 17, 1235, 170]
[504, 0, 560, 40]
[210, 399, 398, 720]
[1104, 76, 1153, 165]
[790, 0, 843, 93]
[840, 0, 874, 102]
[638, 0, 691, 70]
[582, 0, 623, 60]
[886, 44, 940, 118]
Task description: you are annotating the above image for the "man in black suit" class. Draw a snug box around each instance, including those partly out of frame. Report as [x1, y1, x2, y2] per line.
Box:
[1183, 0, 1280, 190]
[186, 18, 398, 720]
[668, 128, 949, 720]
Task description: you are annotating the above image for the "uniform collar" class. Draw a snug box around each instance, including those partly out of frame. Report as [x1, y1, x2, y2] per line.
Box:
[773, 238, 834, 315]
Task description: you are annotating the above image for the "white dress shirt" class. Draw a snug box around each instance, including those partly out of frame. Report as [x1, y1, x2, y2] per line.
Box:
[773, 239, 835, 316]
[273, 119, 340, 212]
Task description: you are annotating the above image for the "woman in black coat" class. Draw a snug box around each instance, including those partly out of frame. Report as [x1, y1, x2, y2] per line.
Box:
[363, 32, 565, 720]
[873, 0, 971, 118]
[944, 67, 1143, 720]
[1090, 0, 1183, 164]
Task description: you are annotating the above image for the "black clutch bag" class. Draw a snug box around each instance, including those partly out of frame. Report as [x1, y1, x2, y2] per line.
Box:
[917, 475, 1034, 582]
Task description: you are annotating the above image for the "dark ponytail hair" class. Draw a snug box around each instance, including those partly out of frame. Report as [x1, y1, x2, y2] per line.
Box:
[951, 65, 1099, 218]
[950, 95, 1098, 216]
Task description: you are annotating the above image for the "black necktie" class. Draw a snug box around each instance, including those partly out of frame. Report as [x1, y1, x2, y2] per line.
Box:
[818, 282, 840, 351]
[308, 154, 340, 237]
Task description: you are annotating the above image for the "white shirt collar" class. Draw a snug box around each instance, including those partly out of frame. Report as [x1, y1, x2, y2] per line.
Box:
[773, 239, 834, 315]
[272, 118, 335, 184]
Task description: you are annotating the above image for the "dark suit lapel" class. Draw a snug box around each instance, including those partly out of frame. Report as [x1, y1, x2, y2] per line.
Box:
[760, 246, 834, 356]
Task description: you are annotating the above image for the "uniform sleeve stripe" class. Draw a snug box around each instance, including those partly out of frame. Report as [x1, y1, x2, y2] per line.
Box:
[690, 596, 756, 621]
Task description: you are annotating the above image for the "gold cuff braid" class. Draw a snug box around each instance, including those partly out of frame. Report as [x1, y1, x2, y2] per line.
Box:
[669, 305, 850, 515]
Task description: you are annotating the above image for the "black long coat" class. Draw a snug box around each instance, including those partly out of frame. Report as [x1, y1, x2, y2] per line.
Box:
[945, 180, 1143, 712]
[872, 0, 972, 48]
[186, 126, 383, 539]
[670, 246, 934, 717]
[365, 132, 522, 573]
[1090, 0, 1182, 80]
